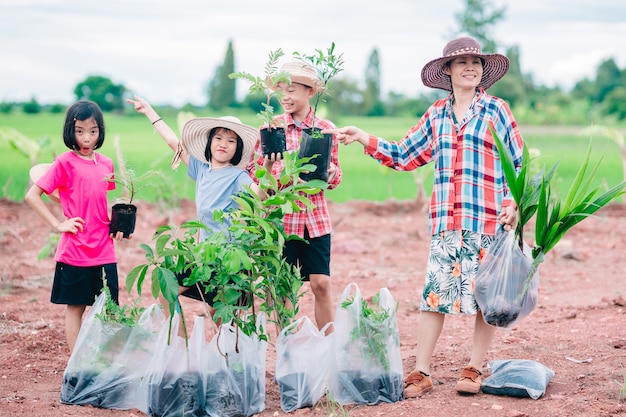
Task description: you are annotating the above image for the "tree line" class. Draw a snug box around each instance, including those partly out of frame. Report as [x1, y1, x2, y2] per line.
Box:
[4, 1, 625, 125]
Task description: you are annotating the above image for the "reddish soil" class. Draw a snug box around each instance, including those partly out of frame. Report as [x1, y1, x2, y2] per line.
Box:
[1, 198, 625, 417]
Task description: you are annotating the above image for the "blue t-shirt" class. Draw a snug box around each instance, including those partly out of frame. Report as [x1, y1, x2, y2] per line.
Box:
[188, 156, 254, 241]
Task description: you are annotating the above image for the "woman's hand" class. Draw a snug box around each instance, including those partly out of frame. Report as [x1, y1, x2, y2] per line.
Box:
[498, 205, 518, 232]
[323, 126, 369, 146]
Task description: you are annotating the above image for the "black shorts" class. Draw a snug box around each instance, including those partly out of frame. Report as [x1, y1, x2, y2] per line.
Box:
[283, 229, 331, 281]
[177, 269, 249, 306]
[51, 262, 119, 305]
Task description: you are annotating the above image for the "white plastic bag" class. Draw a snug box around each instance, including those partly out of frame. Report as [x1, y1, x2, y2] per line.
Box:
[60, 293, 165, 410]
[482, 359, 555, 399]
[276, 316, 333, 412]
[210, 314, 268, 417]
[139, 314, 206, 417]
[475, 230, 540, 328]
[328, 283, 403, 405]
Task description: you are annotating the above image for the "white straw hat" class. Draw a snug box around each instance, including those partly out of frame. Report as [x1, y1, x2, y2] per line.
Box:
[29, 163, 60, 203]
[180, 116, 257, 169]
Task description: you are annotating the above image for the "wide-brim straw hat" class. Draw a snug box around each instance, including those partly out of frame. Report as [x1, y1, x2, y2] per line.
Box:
[181, 116, 257, 169]
[278, 61, 323, 92]
[421, 36, 510, 91]
[29, 163, 61, 203]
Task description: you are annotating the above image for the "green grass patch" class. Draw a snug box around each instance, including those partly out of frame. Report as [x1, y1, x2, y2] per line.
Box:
[0, 112, 623, 204]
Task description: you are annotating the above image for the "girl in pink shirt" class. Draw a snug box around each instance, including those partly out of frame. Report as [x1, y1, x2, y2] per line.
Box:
[25, 100, 126, 353]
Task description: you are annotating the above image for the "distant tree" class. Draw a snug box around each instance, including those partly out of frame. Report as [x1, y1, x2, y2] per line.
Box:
[386, 90, 444, 118]
[488, 45, 528, 107]
[363, 48, 385, 116]
[572, 78, 596, 100]
[604, 86, 626, 120]
[324, 76, 364, 116]
[48, 103, 66, 114]
[208, 39, 237, 109]
[22, 98, 41, 114]
[73, 75, 126, 112]
[0, 102, 13, 113]
[594, 58, 621, 103]
[572, 58, 625, 119]
[242, 92, 269, 115]
[453, 0, 506, 53]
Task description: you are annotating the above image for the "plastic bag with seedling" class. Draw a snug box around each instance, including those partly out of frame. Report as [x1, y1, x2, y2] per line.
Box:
[476, 126, 626, 327]
[126, 150, 325, 347]
[330, 284, 403, 405]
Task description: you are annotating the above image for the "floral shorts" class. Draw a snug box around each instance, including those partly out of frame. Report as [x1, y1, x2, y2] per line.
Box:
[419, 230, 494, 315]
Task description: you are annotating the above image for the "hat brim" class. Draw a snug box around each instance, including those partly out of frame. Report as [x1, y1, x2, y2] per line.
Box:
[181, 117, 258, 170]
[29, 163, 61, 203]
[289, 75, 324, 92]
[421, 53, 510, 91]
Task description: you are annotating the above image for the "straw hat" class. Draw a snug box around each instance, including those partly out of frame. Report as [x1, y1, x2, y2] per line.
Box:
[278, 61, 323, 92]
[180, 116, 257, 169]
[29, 163, 60, 203]
[421, 36, 510, 91]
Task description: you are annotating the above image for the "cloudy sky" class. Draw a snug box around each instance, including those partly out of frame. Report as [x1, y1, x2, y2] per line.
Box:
[1, 0, 625, 106]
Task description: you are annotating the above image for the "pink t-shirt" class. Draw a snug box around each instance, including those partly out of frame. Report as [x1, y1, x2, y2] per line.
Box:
[36, 151, 117, 266]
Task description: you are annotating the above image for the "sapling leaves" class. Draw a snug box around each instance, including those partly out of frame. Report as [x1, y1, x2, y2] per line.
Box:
[341, 292, 398, 372]
[491, 126, 626, 310]
[129, 149, 322, 342]
[229, 48, 290, 129]
[293, 42, 344, 137]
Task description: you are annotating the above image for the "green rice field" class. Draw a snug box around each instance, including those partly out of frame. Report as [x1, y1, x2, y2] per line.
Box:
[0, 112, 623, 204]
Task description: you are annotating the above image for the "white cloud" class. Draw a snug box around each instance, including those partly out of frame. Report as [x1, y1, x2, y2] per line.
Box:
[1, 0, 625, 105]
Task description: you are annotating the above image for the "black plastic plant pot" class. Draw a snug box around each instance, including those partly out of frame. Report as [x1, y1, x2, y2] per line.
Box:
[109, 203, 136, 238]
[147, 371, 204, 417]
[298, 128, 332, 182]
[60, 371, 129, 408]
[231, 364, 264, 416]
[278, 372, 312, 412]
[204, 370, 245, 417]
[337, 370, 404, 405]
[260, 127, 287, 157]
[482, 295, 522, 327]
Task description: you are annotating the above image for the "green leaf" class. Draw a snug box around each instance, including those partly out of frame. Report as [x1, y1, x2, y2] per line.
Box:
[126, 264, 147, 295]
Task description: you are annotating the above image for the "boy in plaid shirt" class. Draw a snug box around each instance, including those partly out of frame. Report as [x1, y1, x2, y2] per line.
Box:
[247, 61, 342, 333]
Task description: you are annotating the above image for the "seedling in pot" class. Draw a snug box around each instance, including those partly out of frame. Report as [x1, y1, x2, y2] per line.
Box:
[105, 135, 164, 238]
[293, 42, 344, 181]
[293, 42, 344, 138]
[230, 48, 291, 156]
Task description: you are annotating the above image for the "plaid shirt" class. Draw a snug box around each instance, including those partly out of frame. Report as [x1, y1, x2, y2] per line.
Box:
[365, 89, 524, 236]
[247, 108, 342, 238]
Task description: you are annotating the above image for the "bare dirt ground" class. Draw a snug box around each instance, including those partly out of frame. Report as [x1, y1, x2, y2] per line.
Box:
[1, 198, 625, 417]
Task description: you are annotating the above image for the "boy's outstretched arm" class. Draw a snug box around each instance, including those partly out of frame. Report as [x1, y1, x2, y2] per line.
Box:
[127, 95, 189, 166]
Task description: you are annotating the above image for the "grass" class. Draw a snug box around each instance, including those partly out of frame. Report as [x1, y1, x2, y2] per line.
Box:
[619, 372, 626, 403]
[0, 112, 624, 203]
